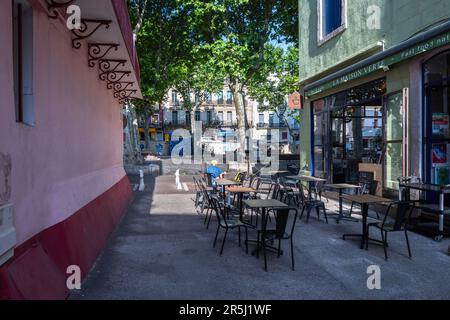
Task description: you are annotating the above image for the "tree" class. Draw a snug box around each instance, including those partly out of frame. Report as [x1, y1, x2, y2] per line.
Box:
[128, 0, 193, 149]
[247, 44, 301, 150]
[177, 0, 299, 153]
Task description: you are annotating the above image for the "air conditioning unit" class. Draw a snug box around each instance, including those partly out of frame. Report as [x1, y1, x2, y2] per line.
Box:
[0, 204, 15, 266]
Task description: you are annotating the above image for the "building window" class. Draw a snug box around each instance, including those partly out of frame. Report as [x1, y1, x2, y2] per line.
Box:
[217, 91, 224, 104]
[172, 90, 178, 104]
[282, 132, 288, 141]
[13, 1, 35, 126]
[186, 112, 191, 125]
[172, 110, 178, 125]
[258, 114, 265, 125]
[269, 113, 275, 126]
[207, 110, 212, 124]
[227, 111, 233, 125]
[195, 111, 201, 121]
[218, 111, 224, 123]
[317, 0, 346, 45]
[206, 92, 212, 103]
[226, 91, 233, 104]
[195, 91, 200, 103]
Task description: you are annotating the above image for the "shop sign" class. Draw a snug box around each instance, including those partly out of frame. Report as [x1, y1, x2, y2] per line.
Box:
[306, 31, 450, 97]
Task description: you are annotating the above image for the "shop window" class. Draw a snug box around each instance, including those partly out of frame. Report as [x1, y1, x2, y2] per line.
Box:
[317, 0, 346, 45]
[13, 1, 35, 126]
[384, 92, 405, 190]
[423, 51, 450, 186]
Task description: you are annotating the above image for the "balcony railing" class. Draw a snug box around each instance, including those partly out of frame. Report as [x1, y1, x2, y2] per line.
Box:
[256, 123, 288, 129]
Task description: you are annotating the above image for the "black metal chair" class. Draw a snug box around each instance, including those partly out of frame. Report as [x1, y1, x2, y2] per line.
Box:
[211, 197, 249, 256]
[258, 207, 300, 271]
[349, 171, 379, 219]
[298, 183, 329, 224]
[367, 200, 416, 260]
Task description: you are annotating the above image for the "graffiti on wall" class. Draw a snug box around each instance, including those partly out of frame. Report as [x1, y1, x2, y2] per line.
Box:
[0, 153, 11, 206]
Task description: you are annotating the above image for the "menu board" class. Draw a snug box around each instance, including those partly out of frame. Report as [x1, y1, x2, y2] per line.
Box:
[432, 113, 450, 137]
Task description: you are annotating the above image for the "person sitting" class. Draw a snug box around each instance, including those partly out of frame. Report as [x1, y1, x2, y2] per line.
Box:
[207, 160, 225, 180]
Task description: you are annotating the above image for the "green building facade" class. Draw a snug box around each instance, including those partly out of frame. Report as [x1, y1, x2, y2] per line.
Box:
[299, 0, 450, 238]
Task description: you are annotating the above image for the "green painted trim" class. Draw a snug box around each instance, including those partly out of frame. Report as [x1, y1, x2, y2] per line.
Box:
[305, 31, 450, 97]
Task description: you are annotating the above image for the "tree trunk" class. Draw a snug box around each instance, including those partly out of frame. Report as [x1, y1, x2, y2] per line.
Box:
[230, 82, 248, 163]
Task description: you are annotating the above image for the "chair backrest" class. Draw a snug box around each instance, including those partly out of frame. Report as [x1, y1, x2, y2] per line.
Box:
[383, 201, 415, 231]
[267, 183, 281, 200]
[210, 197, 228, 227]
[266, 208, 299, 239]
[205, 172, 214, 187]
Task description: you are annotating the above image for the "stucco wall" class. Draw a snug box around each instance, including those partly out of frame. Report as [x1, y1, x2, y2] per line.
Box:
[299, 0, 450, 82]
[299, 0, 385, 81]
[0, 1, 126, 245]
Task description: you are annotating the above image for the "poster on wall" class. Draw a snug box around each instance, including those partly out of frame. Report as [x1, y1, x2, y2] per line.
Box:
[434, 166, 450, 185]
[432, 144, 447, 164]
[432, 113, 449, 137]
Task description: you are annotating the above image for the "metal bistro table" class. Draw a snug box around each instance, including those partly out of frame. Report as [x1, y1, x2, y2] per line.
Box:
[399, 182, 450, 241]
[243, 199, 288, 257]
[324, 184, 361, 224]
[286, 175, 327, 200]
[226, 186, 256, 222]
[341, 194, 393, 249]
[216, 179, 241, 194]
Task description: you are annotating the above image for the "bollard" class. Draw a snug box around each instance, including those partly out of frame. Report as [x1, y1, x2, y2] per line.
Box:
[175, 169, 183, 190]
[139, 169, 145, 191]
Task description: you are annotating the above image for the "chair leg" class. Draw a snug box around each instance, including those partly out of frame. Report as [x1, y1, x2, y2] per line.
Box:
[256, 231, 260, 258]
[213, 225, 220, 248]
[245, 227, 249, 254]
[300, 206, 306, 220]
[381, 230, 388, 260]
[238, 227, 242, 247]
[220, 228, 229, 256]
[204, 208, 210, 225]
[290, 237, 295, 271]
[349, 202, 354, 217]
[207, 211, 213, 229]
[277, 240, 282, 258]
[405, 229, 412, 258]
[323, 206, 329, 224]
[306, 207, 312, 223]
[263, 237, 268, 272]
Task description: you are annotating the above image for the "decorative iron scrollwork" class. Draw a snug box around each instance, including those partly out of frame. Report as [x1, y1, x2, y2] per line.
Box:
[108, 81, 134, 91]
[72, 19, 112, 49]
[47, 0, 75, 19]
[98, 59, 127, 81]
[88, 43, 120, 68]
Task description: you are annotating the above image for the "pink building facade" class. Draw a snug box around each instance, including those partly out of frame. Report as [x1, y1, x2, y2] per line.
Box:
[0, 0, 142, 299]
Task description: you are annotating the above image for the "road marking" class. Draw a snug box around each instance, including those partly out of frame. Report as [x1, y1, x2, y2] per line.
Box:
[182, 183, 189, 191]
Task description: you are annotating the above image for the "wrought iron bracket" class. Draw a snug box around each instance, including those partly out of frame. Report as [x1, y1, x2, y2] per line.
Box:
[108, 81, 134, 91]
[98, 59, 131, 83]
[47, 0, 75, 19]
[88, 43, 120, 68]
[72, 19, 112, 49]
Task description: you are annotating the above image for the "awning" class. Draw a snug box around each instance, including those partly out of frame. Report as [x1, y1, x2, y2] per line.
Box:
[43, 0, 143, 103]
[303, 20, 450, 98]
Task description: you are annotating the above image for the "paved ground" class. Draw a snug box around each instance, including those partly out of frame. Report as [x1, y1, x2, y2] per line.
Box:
[70, 173, 450, 300]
